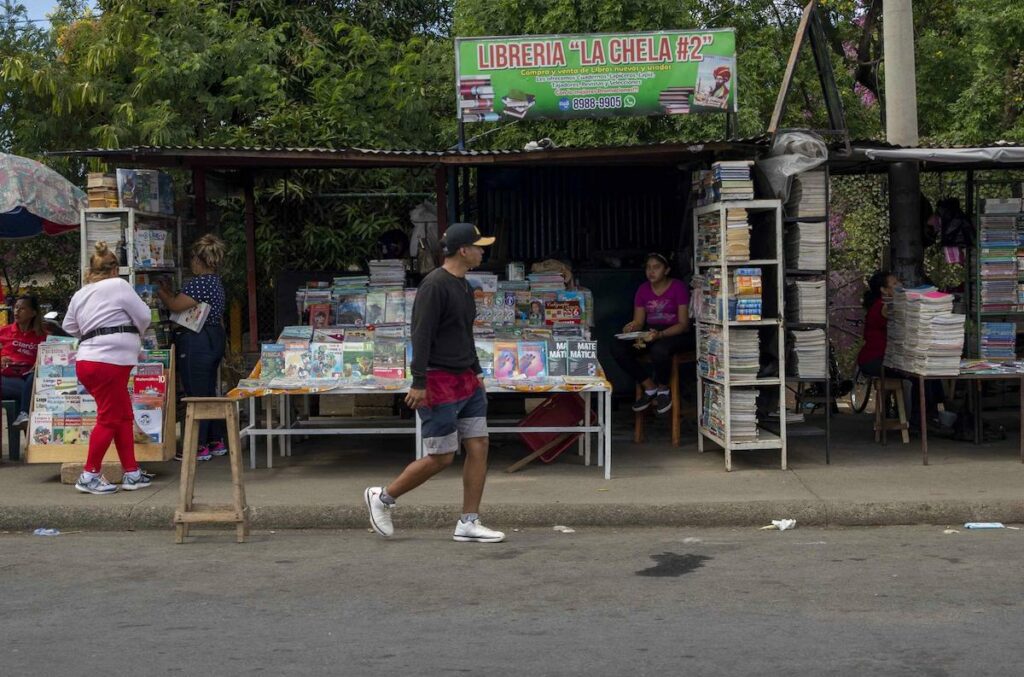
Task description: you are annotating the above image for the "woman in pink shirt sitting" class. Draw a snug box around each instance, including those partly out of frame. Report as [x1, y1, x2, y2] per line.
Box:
[610, 253, 693, 415]
[62, 242, 153, 495]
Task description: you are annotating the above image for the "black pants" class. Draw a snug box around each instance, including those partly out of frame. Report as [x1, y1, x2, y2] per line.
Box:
[176, 324, 227, 447]
[859, 358, 942, 425]
[610, 331, 694, 389]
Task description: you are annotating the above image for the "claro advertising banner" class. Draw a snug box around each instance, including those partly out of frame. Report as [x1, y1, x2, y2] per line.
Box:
[455, 29, 737, 123]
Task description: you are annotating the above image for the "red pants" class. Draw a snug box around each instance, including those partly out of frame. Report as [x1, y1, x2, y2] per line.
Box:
[76, 360, 138, 474]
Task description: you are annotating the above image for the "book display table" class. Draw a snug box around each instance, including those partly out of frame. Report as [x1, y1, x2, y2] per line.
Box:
[229, 379, 615, 478]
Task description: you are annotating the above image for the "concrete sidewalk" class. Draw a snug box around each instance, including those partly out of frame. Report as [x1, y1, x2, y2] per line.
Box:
[1, 412, 1022, 531]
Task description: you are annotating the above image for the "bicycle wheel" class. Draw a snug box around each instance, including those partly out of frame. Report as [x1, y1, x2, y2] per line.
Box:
[849, 368, 872, 413]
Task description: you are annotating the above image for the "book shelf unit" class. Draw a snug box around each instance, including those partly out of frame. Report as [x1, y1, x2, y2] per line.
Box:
[22, 207, 186, 464]
[693, 199, 788, 471]
[780, 168, 832, 462]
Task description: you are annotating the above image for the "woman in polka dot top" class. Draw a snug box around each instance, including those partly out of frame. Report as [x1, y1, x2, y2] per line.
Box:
[158, 234, 228, 461]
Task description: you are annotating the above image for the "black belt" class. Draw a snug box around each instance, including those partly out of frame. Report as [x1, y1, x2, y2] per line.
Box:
[81, 325, 139, 342]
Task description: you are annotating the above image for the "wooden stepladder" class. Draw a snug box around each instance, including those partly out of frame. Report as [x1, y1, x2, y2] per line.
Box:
[174, 397, 250, 543]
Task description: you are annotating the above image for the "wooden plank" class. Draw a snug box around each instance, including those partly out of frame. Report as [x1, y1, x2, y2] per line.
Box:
[505, 433, 575, 473]
[768, 0, 815, 135]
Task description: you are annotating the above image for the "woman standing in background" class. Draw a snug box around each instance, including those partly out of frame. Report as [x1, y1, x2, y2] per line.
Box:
[158, 234, 227, 462]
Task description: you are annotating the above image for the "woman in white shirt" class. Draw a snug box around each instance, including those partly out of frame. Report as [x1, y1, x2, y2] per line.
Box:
[63, 242, 153, 495]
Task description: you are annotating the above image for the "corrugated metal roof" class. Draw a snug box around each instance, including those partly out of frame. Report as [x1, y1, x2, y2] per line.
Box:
[49, 136, 770, 169]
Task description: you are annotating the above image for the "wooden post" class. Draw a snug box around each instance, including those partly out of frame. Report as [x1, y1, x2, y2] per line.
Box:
[434, 165, 448, 235]
[192, 167, 207, 232]
[243, 172, 258, 354]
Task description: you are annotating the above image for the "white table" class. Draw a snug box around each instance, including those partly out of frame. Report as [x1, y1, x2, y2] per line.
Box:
[238, 384, 614, 479]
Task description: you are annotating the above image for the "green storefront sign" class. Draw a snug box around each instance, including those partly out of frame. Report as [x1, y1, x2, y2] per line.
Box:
[455, 29, 737, 123]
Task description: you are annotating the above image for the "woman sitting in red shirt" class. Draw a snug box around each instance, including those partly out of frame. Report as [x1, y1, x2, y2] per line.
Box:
[1, 295, 46, 428]
[857, 270, 941, 427]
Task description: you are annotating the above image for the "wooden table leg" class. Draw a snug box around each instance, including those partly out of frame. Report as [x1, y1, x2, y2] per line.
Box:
[1019, 377, 1023, 463]
[919, 375, 928, 466]
[881, 366, 888, 446]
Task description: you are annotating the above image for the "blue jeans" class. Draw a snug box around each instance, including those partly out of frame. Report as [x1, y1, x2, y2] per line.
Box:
[176, 324, 226, 447]
[2, 372, 34, 415]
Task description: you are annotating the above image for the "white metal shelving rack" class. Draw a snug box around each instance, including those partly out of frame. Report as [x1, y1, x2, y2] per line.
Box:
[693, 199, 787, 471]
[80, 207, 183, 286]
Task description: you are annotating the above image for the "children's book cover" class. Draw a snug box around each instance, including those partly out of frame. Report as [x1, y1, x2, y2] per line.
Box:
[373, 339, 406, 379]
[309, 342, 345, 378]
[384, 291, 406, 325]
[336, 295, 367, 326]
[342, 341, 374, 380]
[517, 341, 547, 379]
[365, 292, 387, 326]
[260, 343, 286, 378]
[283, 347, 311, 378]
[307, 302, 332, 329]
[494, 341, 519, 380]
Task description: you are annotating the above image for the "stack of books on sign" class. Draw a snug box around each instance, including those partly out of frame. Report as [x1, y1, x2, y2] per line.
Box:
[659, 87, 693, 115]
[884, 286, 965, 376]
[786, 170, 827, 218]
[459, 76, 497, 123]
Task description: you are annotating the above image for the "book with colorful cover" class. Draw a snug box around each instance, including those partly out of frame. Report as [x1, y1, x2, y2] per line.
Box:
[342, 341, 374, 380]
[283, 347, 311, 378]
[134, 284, 157, 307]
[567, 339, 600, 377]
[527, 298, 546, 326]
[260, 343, 286, 379]
[132, 363, 166, 396]
[475, 340, 495, 378]
[404, 289, 417, 324]
[405, 341, 414, 379]
[544, 300, 582, 325]
[36, 364, 76, 379]
[38, 342, 74, 366]
[279, 325, 314, 340]
[384, 290, 406, 325]
[514, 291, 532, 324]
[307, 302, 332, 329]
[517, 341, 547, 379]
[494, 341, 519, 380]
[309, 342, 345, 378]
[373, 338, 406, 379]
[365, 292, 387, 326]
[336, 295, 367, 327]
[141, 348, 172, 367]
[29, 412, 53, 445]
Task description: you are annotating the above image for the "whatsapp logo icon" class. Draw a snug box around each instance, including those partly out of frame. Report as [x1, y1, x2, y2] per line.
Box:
[623, 95, 637, 108]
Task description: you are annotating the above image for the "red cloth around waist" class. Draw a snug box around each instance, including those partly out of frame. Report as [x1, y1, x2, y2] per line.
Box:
[425, 369, 480, 406]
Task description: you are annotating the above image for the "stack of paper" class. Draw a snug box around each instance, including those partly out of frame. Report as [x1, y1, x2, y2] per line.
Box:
[979, 322, 1016, 360]
[884, 286, 965, 375]
[85, 215, 125, 254]
[697, 323, 723, 380]
[788, 328, 826, 378]
[786, 279, 826, 324]
[786, 171, 827, 218]
[729, 389, 760, 440]
[728, 329, 761, 380]
[785, 221, 827, 270]
[725, 208, 751, 261]
[696, 213, 722, 263]
[526, 272, 566, 292]
[368, 260, 406, 290]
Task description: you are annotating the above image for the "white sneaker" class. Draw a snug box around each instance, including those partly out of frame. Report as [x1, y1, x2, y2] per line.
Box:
[453, 519, 505, 543]
[364, 486, 394, 537]
[120, 470, 152, 491]
[75, 473, 118, 495]
[13, 411, 29, 428]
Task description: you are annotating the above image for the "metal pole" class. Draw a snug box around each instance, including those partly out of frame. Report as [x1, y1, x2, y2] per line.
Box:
[192, 167, 207, 232]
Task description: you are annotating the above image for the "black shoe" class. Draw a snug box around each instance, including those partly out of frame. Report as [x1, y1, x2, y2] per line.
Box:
[632, 392, 656, 412]
[654, 393, 673, 415]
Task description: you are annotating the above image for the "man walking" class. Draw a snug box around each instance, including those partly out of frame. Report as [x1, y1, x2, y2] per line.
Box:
[364, 223, 505, 543]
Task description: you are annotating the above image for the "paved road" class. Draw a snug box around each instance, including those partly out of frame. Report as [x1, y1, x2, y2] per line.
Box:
[2, 526, 1022, 676]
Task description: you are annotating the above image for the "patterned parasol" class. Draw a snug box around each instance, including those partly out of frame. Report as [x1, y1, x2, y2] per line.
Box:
[0, 152, 86, 238]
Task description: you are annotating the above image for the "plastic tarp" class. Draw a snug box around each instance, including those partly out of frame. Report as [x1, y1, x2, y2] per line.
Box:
[754, 132, 828, 203]
[863, 147, 1024, 165]
[0, 153, 85, 238]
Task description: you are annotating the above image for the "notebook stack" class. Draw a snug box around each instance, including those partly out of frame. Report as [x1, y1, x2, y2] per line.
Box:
[786, 171, 827, 218]
[711, 161, 755, 201]
[786, 279, 826, 324]
[526, 272, 566, 292]
[728, 329, 761, 380]
[725, 208, 751, 261]
[729, 268, 762, 321]
[979, 199, 1020, 312]
[884, 286, 965, 376]
[729, 389, 760, 440]
[979, 322, 1016, 360]
[368, 260, 406, 290]
[788, 329, 827, 379]
[785, 221, 827, 270]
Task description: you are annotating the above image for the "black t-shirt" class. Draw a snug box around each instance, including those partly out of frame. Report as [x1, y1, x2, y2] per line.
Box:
[410, 267, 482, 389]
